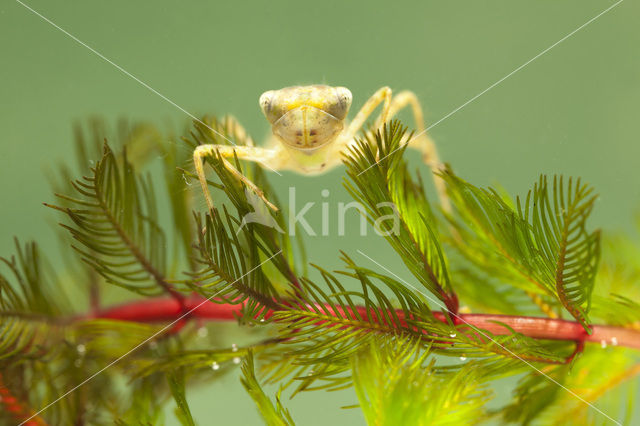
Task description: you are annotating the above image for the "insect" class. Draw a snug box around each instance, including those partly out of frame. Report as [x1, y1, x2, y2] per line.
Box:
[193, 85, 446, 212]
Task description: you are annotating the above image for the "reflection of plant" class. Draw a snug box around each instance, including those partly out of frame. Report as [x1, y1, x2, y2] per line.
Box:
[1, 118, 639, 425]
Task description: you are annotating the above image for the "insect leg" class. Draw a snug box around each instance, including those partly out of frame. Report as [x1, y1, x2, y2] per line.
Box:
[382, 90, 451, 212]
[344, 86, 392, 141]
[193, 144, 279, 212]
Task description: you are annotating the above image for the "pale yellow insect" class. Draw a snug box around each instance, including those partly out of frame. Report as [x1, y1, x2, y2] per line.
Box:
[193, 85, 447, 212]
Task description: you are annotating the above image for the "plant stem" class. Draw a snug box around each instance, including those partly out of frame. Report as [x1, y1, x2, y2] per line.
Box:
[90, 295, 640, 350]
[0, 373, 48, 426]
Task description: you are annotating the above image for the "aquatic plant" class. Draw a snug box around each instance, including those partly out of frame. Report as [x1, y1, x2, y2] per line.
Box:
[1, 118, 638, 425]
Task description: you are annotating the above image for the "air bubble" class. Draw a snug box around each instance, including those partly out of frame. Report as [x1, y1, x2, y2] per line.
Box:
[233, 357, 241, 364]
[600, 340, 607, 349]
[449, 333, 457, 338]
[197, 327, 208, 338]
[76, 344, 86, 355]
[231, 343, 238, 352]
[611, 337, 618, 346]
[459, 355, 467, 361]
[212, 362, 220, 370]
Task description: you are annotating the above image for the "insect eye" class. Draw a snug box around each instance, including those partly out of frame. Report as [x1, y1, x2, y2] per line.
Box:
[328, 87, 352, 120]
[259, 91, 274, 114]
[335, 87, 352, 108]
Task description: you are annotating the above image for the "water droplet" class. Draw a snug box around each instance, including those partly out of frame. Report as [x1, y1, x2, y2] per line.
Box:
[212, 362, 220, 370]
[149, 341, 158, 350]
[231, 343, 238, 352]
[449, 333, 457, 338]
[260, 318, 265, 323]
[233, 357, 241, 364]
[459, 355, 467, 361]
[76, 344, 86, 354]
[600, 340, 607, 349]
[197, 327, 208, 338]
[611, 337, 618, 346]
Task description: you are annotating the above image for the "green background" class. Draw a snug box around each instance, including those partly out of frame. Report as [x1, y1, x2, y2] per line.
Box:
[1, 0, 639, 424]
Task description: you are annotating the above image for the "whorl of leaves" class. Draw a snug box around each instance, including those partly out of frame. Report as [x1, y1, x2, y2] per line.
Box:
[1, 116, 637, 426]
[442, 171, 600, 330]
[46, 144, 172, 297]
[0, 240, 66, 363]
[342, 121, 454, 310]
[352, 339, 490, 426]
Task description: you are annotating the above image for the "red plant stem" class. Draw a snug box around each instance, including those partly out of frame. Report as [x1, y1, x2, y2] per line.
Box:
[90, 295, 640, 350]
[0, 373, 48, 426]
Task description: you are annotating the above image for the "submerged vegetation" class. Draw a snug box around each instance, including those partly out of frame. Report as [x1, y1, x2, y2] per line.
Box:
[1, 118, 639, 425]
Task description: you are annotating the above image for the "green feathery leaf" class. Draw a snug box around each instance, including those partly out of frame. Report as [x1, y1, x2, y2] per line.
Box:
[186, 116, 302, 303]
[190, 210, 282, 320]
[241, 351, 296, 426]
[501, 347, 640, 425]
[166, 369, 196, 426]
[519, 175, 600, 330]
[442, 170, 600, 330]
[352, 338, 490, 425]
[114, 376, 166, 425]
[271, 260, 434, 388]
[591, 294, 640, 328]
[134, 346, 251, 379]
[47, 143, 173, 297]
[343, 121, 454, 309]
[0, 239, 67, 363]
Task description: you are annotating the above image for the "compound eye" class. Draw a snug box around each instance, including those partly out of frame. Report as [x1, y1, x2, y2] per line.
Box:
[259, 91, 275, 117]
[329, 87, 352, 120]
[335, 87, 352, 107]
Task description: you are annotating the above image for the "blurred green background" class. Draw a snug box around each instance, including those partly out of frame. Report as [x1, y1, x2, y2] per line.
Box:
[1, 0, 639, 424]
